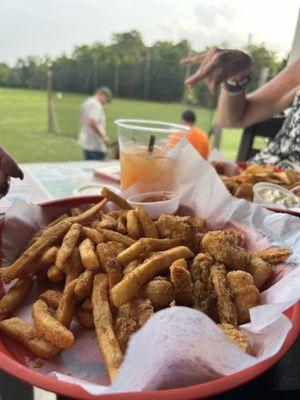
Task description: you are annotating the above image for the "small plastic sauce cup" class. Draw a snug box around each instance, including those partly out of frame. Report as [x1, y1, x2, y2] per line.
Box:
[253, 182, 300, 209]
[127, 191, 182, 219]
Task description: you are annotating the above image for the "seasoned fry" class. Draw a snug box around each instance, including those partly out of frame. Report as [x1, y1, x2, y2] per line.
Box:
[135, 207, 158, 238]
[0, 220, 71, 283]
[47, 264, 65, 282]
[0, 317, 59, 359]
[55, 223, 81, 271]
[116, 214, 127, 234]
[0, 276, 32, 314]
[75, 308, 94, 328]
[70, 207, 82, 217]
[219, 323, 252, 354]
[79, 238, 100, 271]
[247, 255, 272, 289]
[211, 265, 237, 327]
[26, 214, 68, 247]
[105, 241, 127, 256]
[227, 271, 260, 324]
[67, 198, 107, 223]
[97, 243, 122, 289]
[101, 187, 132, 210]
[171, 258, 188, 269]
[99, 228, 135, 247]
[82, 297, 92, 311]
[111, 246, 194, 307]
[170, 261, 193, 306]
[92, 274, 123, 381]
[82, 226, 105, 244]
[65, 248, 83, 285]
[32, 299, 74, 349]
[39, 290, 62, 309]
[126, 210, 142, 239]
[123, 259, 141, 275]
[117, 238, 183, 265]
[74, 270, 94, 300]
[56, 279, 78, 328]
[254, 247, 292, 265]
[98, 212, 117, 230]
[145, 277, 174, 310]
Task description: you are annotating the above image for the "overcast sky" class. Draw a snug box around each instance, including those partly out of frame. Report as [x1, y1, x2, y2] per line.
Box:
[1, 0, 299, 65]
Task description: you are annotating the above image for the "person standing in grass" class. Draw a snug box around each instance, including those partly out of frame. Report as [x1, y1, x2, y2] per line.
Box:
[78, 87, 112, 160]
[169, 110, 210, 159]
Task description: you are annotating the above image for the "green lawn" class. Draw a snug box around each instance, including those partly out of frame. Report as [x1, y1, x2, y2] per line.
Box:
[0, 87, 261, 163]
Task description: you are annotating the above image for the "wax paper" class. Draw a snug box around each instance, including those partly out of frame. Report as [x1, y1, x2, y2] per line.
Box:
[1, 141, 300, 396]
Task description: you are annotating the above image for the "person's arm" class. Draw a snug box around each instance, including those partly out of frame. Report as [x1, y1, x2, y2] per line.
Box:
[0, 147, 23, 198]
[181, 48, 300, 128]
[217, 59, 300, 128]
[89, 118, 110, 144]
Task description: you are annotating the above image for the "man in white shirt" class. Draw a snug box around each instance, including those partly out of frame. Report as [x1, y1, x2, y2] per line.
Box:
[78, 87, 112, 160]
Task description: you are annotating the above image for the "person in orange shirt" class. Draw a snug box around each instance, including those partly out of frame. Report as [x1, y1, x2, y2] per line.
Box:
[169, 110, 210, 159]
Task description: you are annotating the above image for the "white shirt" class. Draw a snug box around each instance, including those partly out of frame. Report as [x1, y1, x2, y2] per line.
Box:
[78, 97, 107, 152]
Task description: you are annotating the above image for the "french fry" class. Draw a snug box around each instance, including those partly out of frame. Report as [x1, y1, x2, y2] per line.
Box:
[56, 279, 78, 328]
[39, 290, 62, 309]
[171, 258, 188, 269]
[74, 270, 94, 300]
[111, 246, 194, 307]
[32, 299, 74, 349]
[82, 226, 105, 244]
[67, 198, 107, 224]
[97, 243, 122, 289]
[26, 214, 68, 248]
[0, 220, 71, 283]
[135, 207, 158, 238]
[116, 214, 127, 234]
[105, 241, 127, 256]
[75, 308, 94, 328]
[0, 317, 59, 359]
[47, 264, 65, 282]
[55, 223, 81, 271]
[79, 238, 100, 271]
[116, 238, 183, 265]
[253, 247, 292, 264]
[82, 297, 92, 311]
[92, 274, 123, 381]
[98, 213, 117, 230]
[101, 187, 132, 210]
[126, 210, 142, 239]
[98, 228, 135, 247]
[122, 259, 141, 275]
[0, 276, 32, 314]
[170, 261, 193, 306]
[65, 248, 83, 285]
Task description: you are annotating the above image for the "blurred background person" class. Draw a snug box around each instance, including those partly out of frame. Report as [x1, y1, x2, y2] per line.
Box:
[78, 87, 112, 160]
[169, 110, 210, 159]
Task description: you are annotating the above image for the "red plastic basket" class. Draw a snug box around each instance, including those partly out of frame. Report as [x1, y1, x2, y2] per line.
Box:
[0, 195, 299, 400]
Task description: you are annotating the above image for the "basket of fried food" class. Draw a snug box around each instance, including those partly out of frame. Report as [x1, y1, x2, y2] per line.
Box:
[0, 188, 292, 382]
[211, 162, 300, 202]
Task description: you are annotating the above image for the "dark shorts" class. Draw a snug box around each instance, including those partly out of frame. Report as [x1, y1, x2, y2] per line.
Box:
[83, 150, 107, 160]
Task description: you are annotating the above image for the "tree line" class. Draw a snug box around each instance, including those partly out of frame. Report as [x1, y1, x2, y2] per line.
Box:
[0, 30, 287, 107]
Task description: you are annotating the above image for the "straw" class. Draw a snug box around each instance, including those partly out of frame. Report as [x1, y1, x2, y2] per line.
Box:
[148, 135, 156, 154]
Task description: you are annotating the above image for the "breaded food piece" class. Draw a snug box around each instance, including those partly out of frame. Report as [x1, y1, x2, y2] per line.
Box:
[211, 161, 226, 175]
[97, 243, 122, 289]
[190, 253, 217, 317]
[39, 290, 62, 309]
[211, 264, 237, 327]
[32, 300, 74, 349]
[155, 214, 198, 249]
[219, 323, 252, 354]
[0, 276, 32, 314]
[227, 271, 261, 324]
[0, 317, 59, 359]
[248, 255, 272, 289]
[190, 217, 207, 233]
[114, 297, 153, 352]
[170, 261, 193, 306]
[222, 178, 239, 195]
[135, 207, 158, 238]
[202, 231, 250, 270]
[234, 183, 254, 202]
[226, 231, 243, 247]
[254, 247, 292, 265]
[145, 277, 174, 310]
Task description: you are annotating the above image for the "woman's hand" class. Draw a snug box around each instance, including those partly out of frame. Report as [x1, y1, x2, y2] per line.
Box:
[0, 147, 23, 198]
[181, 48, 252, 93]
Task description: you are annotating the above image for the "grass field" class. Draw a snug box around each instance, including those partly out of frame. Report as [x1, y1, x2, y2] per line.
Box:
[0, 87, 262, 163]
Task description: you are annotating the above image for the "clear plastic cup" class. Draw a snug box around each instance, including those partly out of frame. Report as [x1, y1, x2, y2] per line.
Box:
[114, 119, 190, 192]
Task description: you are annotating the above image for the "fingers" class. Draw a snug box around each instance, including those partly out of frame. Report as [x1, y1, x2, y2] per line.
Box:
[180, 54, 205, 66]
[0, 147, 23, 180]
[185, 54, 218, 88]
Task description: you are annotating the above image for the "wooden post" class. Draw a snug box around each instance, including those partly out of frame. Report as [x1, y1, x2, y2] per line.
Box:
[144, 49, 151, 100]
[47, 69, 59, 133]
